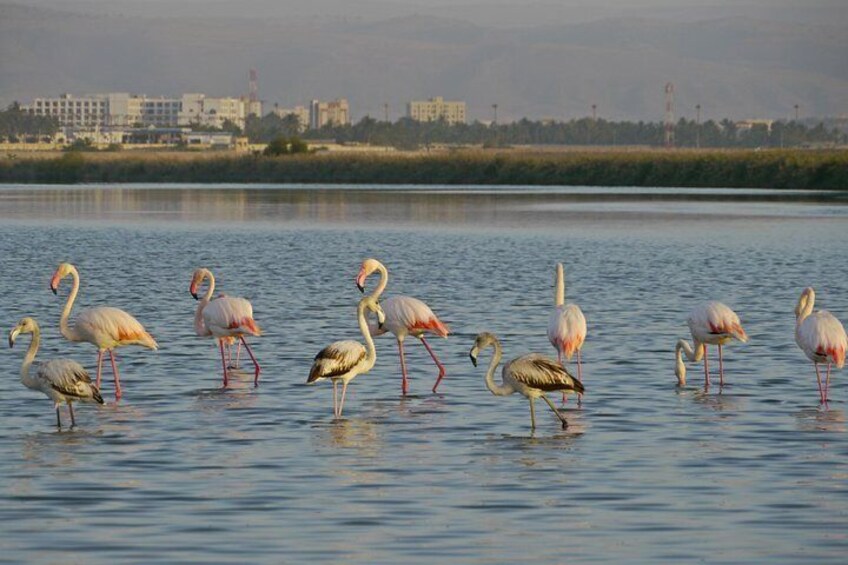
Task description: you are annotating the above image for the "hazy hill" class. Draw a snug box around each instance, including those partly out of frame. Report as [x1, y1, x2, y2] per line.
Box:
[2, 1, 846, 121]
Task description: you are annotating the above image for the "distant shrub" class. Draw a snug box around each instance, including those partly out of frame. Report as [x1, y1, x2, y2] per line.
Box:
[263, 136, 309, 156]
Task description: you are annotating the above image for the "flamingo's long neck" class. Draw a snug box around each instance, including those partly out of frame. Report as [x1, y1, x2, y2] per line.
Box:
[555, 263, 565, 307]
[358, 300, 377, 371]
[59, 267, 82, 342]
[20, 327, 40, 389]
[483, 338, 514, 396]
[795, 292, 814, 326]
[369, 262, 389, 301]
[676, 339, 704, 362]
[194, 270, 215, 336]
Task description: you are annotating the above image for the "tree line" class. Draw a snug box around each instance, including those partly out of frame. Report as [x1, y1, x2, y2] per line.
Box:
[0, 103, 60, 141]
[244, 113, 844, 149]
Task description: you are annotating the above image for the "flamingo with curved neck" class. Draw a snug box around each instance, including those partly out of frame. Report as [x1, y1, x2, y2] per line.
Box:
[469, 332, 583, 430]
[356, 258, 450, 395]
[190, 268, 262, 388]
[307, 296, 386, 417]
[795, 287, 847, 403]
[50, 262, 157, 400]
[674, 301, 748, 389]
[9, 317, 103, 428]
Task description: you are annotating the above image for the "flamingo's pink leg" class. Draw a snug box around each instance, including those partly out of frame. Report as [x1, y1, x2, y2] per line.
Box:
[226, 342, 232, 368]
[239, 337, 261, 387]
[814, 363, 823, 403]
[339, 381, 350, 416]
[718, 344, 725, 387]
[397, 339, 409, 395]
[109, 350, 122, 400]
[557, 349, 563, 366]
[420, 337, 447, 393]
[68, 402, 76, 427]
[703, 344, 711, 388]
[824, 362, 832, 403]
[55, 408, 62, 428]
[219, 339, 229, 388]
[95, 350, 104, 389]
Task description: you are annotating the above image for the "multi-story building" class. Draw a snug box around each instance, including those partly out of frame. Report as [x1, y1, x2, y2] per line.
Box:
[407, 96, 466, 124]
[272, 105, 310, 132]
[25, 92, 261, 130]
[310, 98, 350, 129]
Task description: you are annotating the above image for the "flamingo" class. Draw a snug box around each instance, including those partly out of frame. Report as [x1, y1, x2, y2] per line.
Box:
[795, 287, 847, 403]
[355, 258, 450, 395]
[674, 301, 748, 388]
[50, 262, 158, 400]
[9, 317, 104, 428]
[547, 263, 587, 403]
[307, 295, 386, 417]
[469, 332, 584, 430]
[190, 268, 262, 388]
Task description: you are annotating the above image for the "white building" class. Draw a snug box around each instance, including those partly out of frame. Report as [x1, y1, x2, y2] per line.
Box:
[310, 99, 350, 129]
[407, 96, 466, 124]
[25, 92, 261, 130]
[272, 105, 310, 132]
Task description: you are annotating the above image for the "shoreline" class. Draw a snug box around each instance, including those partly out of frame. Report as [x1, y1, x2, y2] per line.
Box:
[1, 148, 846, 190]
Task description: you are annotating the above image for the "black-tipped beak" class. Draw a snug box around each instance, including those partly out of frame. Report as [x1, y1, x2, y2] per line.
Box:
[469, 353, 477, 367]
[191, 292, 199, 300]
[8, 336, 14, 348]
[50, 286, 57, 295]
[357, 282, 365, 293]
[378, 320, 384, 330]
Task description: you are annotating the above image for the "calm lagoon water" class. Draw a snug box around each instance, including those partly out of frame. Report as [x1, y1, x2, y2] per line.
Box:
[0, 184, 846, 563]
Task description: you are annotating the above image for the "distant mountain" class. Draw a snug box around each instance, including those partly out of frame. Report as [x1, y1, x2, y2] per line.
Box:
[2, 1, 846, 121]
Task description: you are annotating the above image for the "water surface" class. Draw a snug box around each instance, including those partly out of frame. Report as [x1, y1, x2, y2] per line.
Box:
[0, 184, 846, 563]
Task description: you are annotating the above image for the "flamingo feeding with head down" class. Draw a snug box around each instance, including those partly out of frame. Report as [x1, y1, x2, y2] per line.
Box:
[50, 262, 158, 400]
[307, 295, 386, 417]
[190, 268, 262, 388]
[469, 332, 584, 430]
[674, 301, 748, 388]
[547, 263, 587, 403]
[356, 258, 450, 395]
[9, 317, 104, 428]
[794, 287, 846, 404]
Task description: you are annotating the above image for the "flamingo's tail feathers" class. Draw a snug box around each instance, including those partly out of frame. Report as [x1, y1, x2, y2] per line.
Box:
[570, 378, 585, 395]
[243, 318, 262, 336]
[91, 387, 104, 405]
[143, 333, 159, 350]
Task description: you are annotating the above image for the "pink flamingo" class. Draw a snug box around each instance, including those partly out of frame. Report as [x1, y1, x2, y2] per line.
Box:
[547, 263, 587, 403]
[50, 262, 158, 400]
[190, 268, 262, 388]
[795, 287, 846, 403]
[674, 301, 748, 388]
[356, 258, 450, 395]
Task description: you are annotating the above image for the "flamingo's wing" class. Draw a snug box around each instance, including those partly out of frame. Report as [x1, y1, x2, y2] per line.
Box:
[800, 311, 847, 367]
[77, 306, 158, 349]
[204, 296, 261, 336]
[384, 295, 450, 337]
[689, 301, 746, 341]
[507, 354, 585, 393]
[37, 359, 96, 399]
[547, 304, 587, 357]
[307, 340, 366, 383]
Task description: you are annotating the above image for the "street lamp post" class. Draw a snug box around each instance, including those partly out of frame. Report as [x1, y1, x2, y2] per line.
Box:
[695, 104, 701, 148]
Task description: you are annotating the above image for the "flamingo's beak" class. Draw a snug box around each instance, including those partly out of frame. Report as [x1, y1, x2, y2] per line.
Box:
[469, 352, 478, 367]
[357, 283, 365, 293]
[50, 285, 57, 295]
[9, 328, 20, 348]
[355, 270, 366, 293]
[191, 292, 199, 300]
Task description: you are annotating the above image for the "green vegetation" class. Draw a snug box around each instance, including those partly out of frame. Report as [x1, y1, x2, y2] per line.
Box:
[247, 114, 845, 150]
[1, 149, 846, 189]
[263, 136, 309, 156]
[0, 102, 60, 141]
